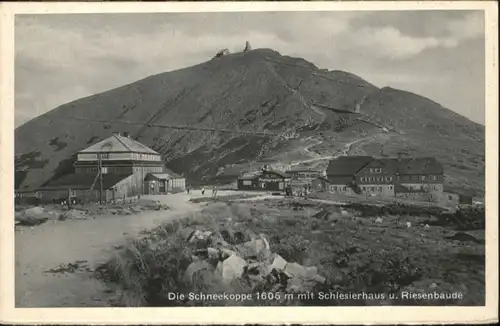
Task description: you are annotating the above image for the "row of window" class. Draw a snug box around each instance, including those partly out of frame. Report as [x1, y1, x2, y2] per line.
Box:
[79, 167, 99, 173]
[134, 166, 163, 173]
[77, 166, 163, 174]
[361, 175, 439, 182]
[82, 153, 160, 161]
[361, 186, 393, 192]
[360, 176, 393, 182]
[78, 166, 132, 173]
[291, 172, 321, 178]
[369, 168, 384, 173]
[132, 153, 160, 161]
[406, 184, 441, 191]
[330, 186, 348, 191]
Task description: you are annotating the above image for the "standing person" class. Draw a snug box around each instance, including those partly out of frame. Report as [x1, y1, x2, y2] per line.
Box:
[212, 186, 218, 199]
[186, 185, 190, 194]
[201, 186, 205, 196]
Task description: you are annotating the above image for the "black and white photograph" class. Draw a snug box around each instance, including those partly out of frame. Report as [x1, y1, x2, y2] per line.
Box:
[1, 1, 498, 325]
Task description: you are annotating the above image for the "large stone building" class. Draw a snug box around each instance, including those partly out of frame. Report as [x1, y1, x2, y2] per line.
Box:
[325, 155, 445, 200]
[38, 132, 185, 202]
[325, 156, 374, 194]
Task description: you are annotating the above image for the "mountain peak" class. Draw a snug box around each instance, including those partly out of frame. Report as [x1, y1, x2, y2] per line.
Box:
[15, 49, 484, 196]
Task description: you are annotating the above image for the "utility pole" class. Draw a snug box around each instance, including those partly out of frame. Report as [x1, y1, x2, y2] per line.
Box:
[141, 153, 144, 197]
[67, 188, 71, 210]
[99, 153, 103, 204]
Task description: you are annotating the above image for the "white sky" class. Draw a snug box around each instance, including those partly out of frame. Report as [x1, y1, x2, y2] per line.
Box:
[15, 10, 485, 127]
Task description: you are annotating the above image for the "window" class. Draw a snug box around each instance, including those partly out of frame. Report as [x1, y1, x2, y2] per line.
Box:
[243, 180, 252, 186]
[420, 175, 426, 181]
[386, 176, 393, 182]
[389, 186, 393, 190]
[431, 175, 437, 181]
[333, 186, 337, 190]
[375, 168, 382, 173]
[369, 168, 374, 173]
[448, 195, 453, 200]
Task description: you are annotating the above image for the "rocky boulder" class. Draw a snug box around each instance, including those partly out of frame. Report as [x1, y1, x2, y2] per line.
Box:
[178, 226, 325, 296]
[59, 209, 88, 220]
[16, 206, 57, 226]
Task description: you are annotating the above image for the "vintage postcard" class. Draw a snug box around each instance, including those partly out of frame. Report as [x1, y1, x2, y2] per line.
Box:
[0, 1, 498, 324]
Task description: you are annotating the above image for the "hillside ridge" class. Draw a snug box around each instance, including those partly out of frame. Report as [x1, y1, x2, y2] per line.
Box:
[15, 48, 484, 196]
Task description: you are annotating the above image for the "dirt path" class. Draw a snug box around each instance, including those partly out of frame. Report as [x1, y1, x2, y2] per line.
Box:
[289, 134, 377, 168]
[15, 193, 201, 307]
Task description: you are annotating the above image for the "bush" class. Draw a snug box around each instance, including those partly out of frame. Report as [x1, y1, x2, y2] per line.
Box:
[96, 234, 192, 307]
[272, 234, 310, 264]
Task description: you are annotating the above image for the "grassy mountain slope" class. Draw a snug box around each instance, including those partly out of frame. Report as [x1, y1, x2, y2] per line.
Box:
[15, 48, 484, 196]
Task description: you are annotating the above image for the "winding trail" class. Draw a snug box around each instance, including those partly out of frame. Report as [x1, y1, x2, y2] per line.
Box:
[288, 133, 380, 168]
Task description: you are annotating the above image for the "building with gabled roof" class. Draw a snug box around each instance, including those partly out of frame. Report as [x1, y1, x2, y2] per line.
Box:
[36, 132, 185, 203]
[237, 166, 290, 191]
[325, 156, 374, 193]
[324, 154, 445, 201]
[354, 156, 444, 199]
[78, 132, 158, 155]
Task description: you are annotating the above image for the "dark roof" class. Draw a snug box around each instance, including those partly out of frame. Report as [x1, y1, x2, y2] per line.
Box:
[163, 166, 183, 179]
[364, 158, 400, 171]
[289, 180, 310, 187]
[315, 176, 330, 183]
[397, 157, 443, 175]
[266, 170, 290, 178]
[238, 171, 262, 180]
[39, 173, 132, 190]
[332, 156, 443, 176]
[326, 156, 374, 176]
[145, 173, 171, 181]
[238, 169, 289, 180]
[285, 169, 322, 173]
[74, 160, 164, 167]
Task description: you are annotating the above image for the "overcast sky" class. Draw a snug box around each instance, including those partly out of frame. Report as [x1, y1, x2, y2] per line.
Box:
[15, 10, 485, 127]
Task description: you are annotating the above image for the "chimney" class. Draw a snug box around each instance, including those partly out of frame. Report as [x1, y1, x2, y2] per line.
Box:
[113, 131, 121, 136]
[123, 132, 130, 138]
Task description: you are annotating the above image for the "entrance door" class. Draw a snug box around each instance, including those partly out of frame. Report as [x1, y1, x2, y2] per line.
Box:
[159, 181, 166, 193]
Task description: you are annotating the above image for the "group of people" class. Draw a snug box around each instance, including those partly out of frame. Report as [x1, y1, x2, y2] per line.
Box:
[185, 185, 219, 199]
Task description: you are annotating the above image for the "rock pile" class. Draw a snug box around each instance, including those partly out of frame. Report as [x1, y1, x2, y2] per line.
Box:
[180, 226, 325, 296]
[15, 207, 58, 226]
